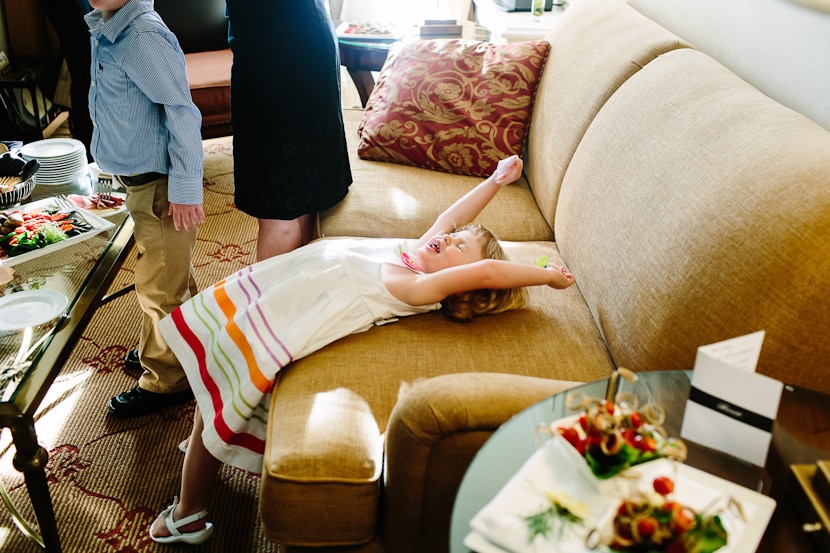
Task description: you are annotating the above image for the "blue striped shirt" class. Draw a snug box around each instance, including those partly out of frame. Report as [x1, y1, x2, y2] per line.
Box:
[85, 0, 203, 205]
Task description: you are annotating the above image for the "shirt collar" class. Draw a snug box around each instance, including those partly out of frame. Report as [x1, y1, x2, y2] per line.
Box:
[85, 0, 155, 42]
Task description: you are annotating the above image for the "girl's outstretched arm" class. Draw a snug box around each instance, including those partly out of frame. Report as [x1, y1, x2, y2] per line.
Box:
[395, 258, 574, 306]
[415, 155, 523, 250]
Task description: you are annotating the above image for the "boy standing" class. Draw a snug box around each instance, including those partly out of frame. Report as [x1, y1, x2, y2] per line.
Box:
[86, 0, 206, 417]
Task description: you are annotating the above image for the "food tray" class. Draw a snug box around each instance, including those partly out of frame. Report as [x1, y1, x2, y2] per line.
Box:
[0, 197, 115, 267]
[336, 21, 402, 41]
[465, 418, 777, 553]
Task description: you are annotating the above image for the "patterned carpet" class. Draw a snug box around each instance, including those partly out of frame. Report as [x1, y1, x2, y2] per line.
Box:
[0, 137, 281, 552]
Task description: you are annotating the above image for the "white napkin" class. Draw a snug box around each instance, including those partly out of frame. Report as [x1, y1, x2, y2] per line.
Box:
[466, 437, 611, 553]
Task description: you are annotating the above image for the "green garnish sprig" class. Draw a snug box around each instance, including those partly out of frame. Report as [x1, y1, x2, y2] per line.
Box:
[523, 489, 589, 543]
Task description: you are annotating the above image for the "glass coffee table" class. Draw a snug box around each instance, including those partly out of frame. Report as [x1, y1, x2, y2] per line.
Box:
[450, 370, 830, 552]
[0, 203, 134, 552]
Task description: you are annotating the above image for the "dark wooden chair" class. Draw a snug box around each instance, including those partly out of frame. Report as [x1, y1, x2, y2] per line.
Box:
[155, 0, 232, 139]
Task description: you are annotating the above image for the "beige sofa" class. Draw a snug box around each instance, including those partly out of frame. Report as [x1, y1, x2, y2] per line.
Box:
[258, 0, 830, 551]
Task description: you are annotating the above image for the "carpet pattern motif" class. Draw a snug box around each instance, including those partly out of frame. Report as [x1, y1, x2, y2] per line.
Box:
[0, 137, 280, 552]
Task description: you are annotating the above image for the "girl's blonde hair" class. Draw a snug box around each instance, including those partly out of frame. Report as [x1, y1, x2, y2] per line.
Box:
[441, 223, 528, 322]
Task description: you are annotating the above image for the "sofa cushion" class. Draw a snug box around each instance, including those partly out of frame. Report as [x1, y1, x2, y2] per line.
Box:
[317, 109, 555, 242]
[555, 48, 830, 394]
[259, 240, 615, 546]
[525, 0, 691, 234]
[356, 39, 550, 178]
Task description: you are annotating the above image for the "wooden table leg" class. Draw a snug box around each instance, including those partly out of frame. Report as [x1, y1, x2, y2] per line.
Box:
[347, 69, 378, 107]
[338, 39, 394, 107]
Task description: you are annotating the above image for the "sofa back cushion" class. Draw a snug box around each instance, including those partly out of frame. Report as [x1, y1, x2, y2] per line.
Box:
[526, 0, 691, 233]
[317, 109, 556, 242]
[555, 48, 830, 394]
[357, 39, 551, 178]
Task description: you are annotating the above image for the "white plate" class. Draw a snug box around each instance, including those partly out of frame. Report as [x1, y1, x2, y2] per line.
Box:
[34, 171, 89, 186]
[465, 431, 776, 553]
[0, 197, 115, 266]
[20, 138, 85, 160]
[0, 290, 67, 331]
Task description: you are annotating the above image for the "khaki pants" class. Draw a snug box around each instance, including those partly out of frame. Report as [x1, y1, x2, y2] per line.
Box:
[124, 177, 198, 393]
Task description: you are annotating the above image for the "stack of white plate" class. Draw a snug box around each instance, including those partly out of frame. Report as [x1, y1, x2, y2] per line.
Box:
[20, 138, 88, 186]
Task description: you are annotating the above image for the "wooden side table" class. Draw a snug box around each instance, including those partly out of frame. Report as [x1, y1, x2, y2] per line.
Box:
[338, 39, 396, 107]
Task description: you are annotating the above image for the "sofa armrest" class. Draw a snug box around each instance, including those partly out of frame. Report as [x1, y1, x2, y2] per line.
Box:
[382, 372, 579, 553]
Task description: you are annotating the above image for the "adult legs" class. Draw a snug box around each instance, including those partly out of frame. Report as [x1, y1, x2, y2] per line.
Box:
[256, 213, 315, 262]
[40, 0, 93, 157]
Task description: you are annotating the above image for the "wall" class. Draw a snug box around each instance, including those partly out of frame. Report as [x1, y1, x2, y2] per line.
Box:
[628, 0, 830, 130]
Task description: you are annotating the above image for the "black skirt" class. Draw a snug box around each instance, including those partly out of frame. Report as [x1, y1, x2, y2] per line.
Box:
[226, 0, 352, 220]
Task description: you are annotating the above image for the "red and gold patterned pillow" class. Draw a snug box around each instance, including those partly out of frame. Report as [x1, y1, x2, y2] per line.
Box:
[357, 39, 551, 177]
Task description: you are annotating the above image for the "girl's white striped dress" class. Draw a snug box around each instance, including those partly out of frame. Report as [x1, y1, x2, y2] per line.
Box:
[158, 238, 440, 473]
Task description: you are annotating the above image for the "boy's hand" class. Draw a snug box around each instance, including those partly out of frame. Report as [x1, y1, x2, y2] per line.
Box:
[169, 202, 206, 231]
[492, 155, 523, 187]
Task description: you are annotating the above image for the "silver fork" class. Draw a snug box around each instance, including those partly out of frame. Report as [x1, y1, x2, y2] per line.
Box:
[54, 194, 74, 212]
[97, 173, 114, 200]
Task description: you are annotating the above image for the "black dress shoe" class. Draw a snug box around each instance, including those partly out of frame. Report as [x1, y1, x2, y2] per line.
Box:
[106, 386, 194, 418]
[124, 348, 142, 377]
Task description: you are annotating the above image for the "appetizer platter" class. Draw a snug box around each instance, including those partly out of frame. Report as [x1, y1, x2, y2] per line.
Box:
[464, 390, 776, 553]
[66, 192, 126, 217]
[466, 447, 775, 553]
[0, 197, 114, 267]
[336, 21, 402, 41]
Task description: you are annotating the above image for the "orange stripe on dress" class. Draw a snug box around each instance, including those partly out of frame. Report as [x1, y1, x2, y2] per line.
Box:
[213, 280, 272, 393]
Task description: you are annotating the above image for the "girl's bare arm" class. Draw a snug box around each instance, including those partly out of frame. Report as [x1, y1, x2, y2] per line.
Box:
[415, 156, 524, 250]
[390, 258, 574, 306]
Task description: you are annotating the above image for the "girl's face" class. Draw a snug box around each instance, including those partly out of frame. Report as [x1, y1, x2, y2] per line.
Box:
[415, 230, 485, 273]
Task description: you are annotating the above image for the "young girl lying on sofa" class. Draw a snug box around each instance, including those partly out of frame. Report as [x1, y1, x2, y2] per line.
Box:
[149, 154, 575, 544]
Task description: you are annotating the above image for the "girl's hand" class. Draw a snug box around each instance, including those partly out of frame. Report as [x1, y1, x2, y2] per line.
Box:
[546, 264, 575, 289]
[492, 155, 523, 187]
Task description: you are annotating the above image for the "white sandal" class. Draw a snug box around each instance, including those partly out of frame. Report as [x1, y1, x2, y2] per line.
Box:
[149, 496, 215, 544]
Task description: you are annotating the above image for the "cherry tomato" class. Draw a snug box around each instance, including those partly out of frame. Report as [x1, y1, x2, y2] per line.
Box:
[653, 475, 675, 496]
[640, 436, 657, 453]
[636, 517, 657, 539]
[622, 428, 637, 445]
[558, 426, 580, 447]
[670, 506, 696, 533]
